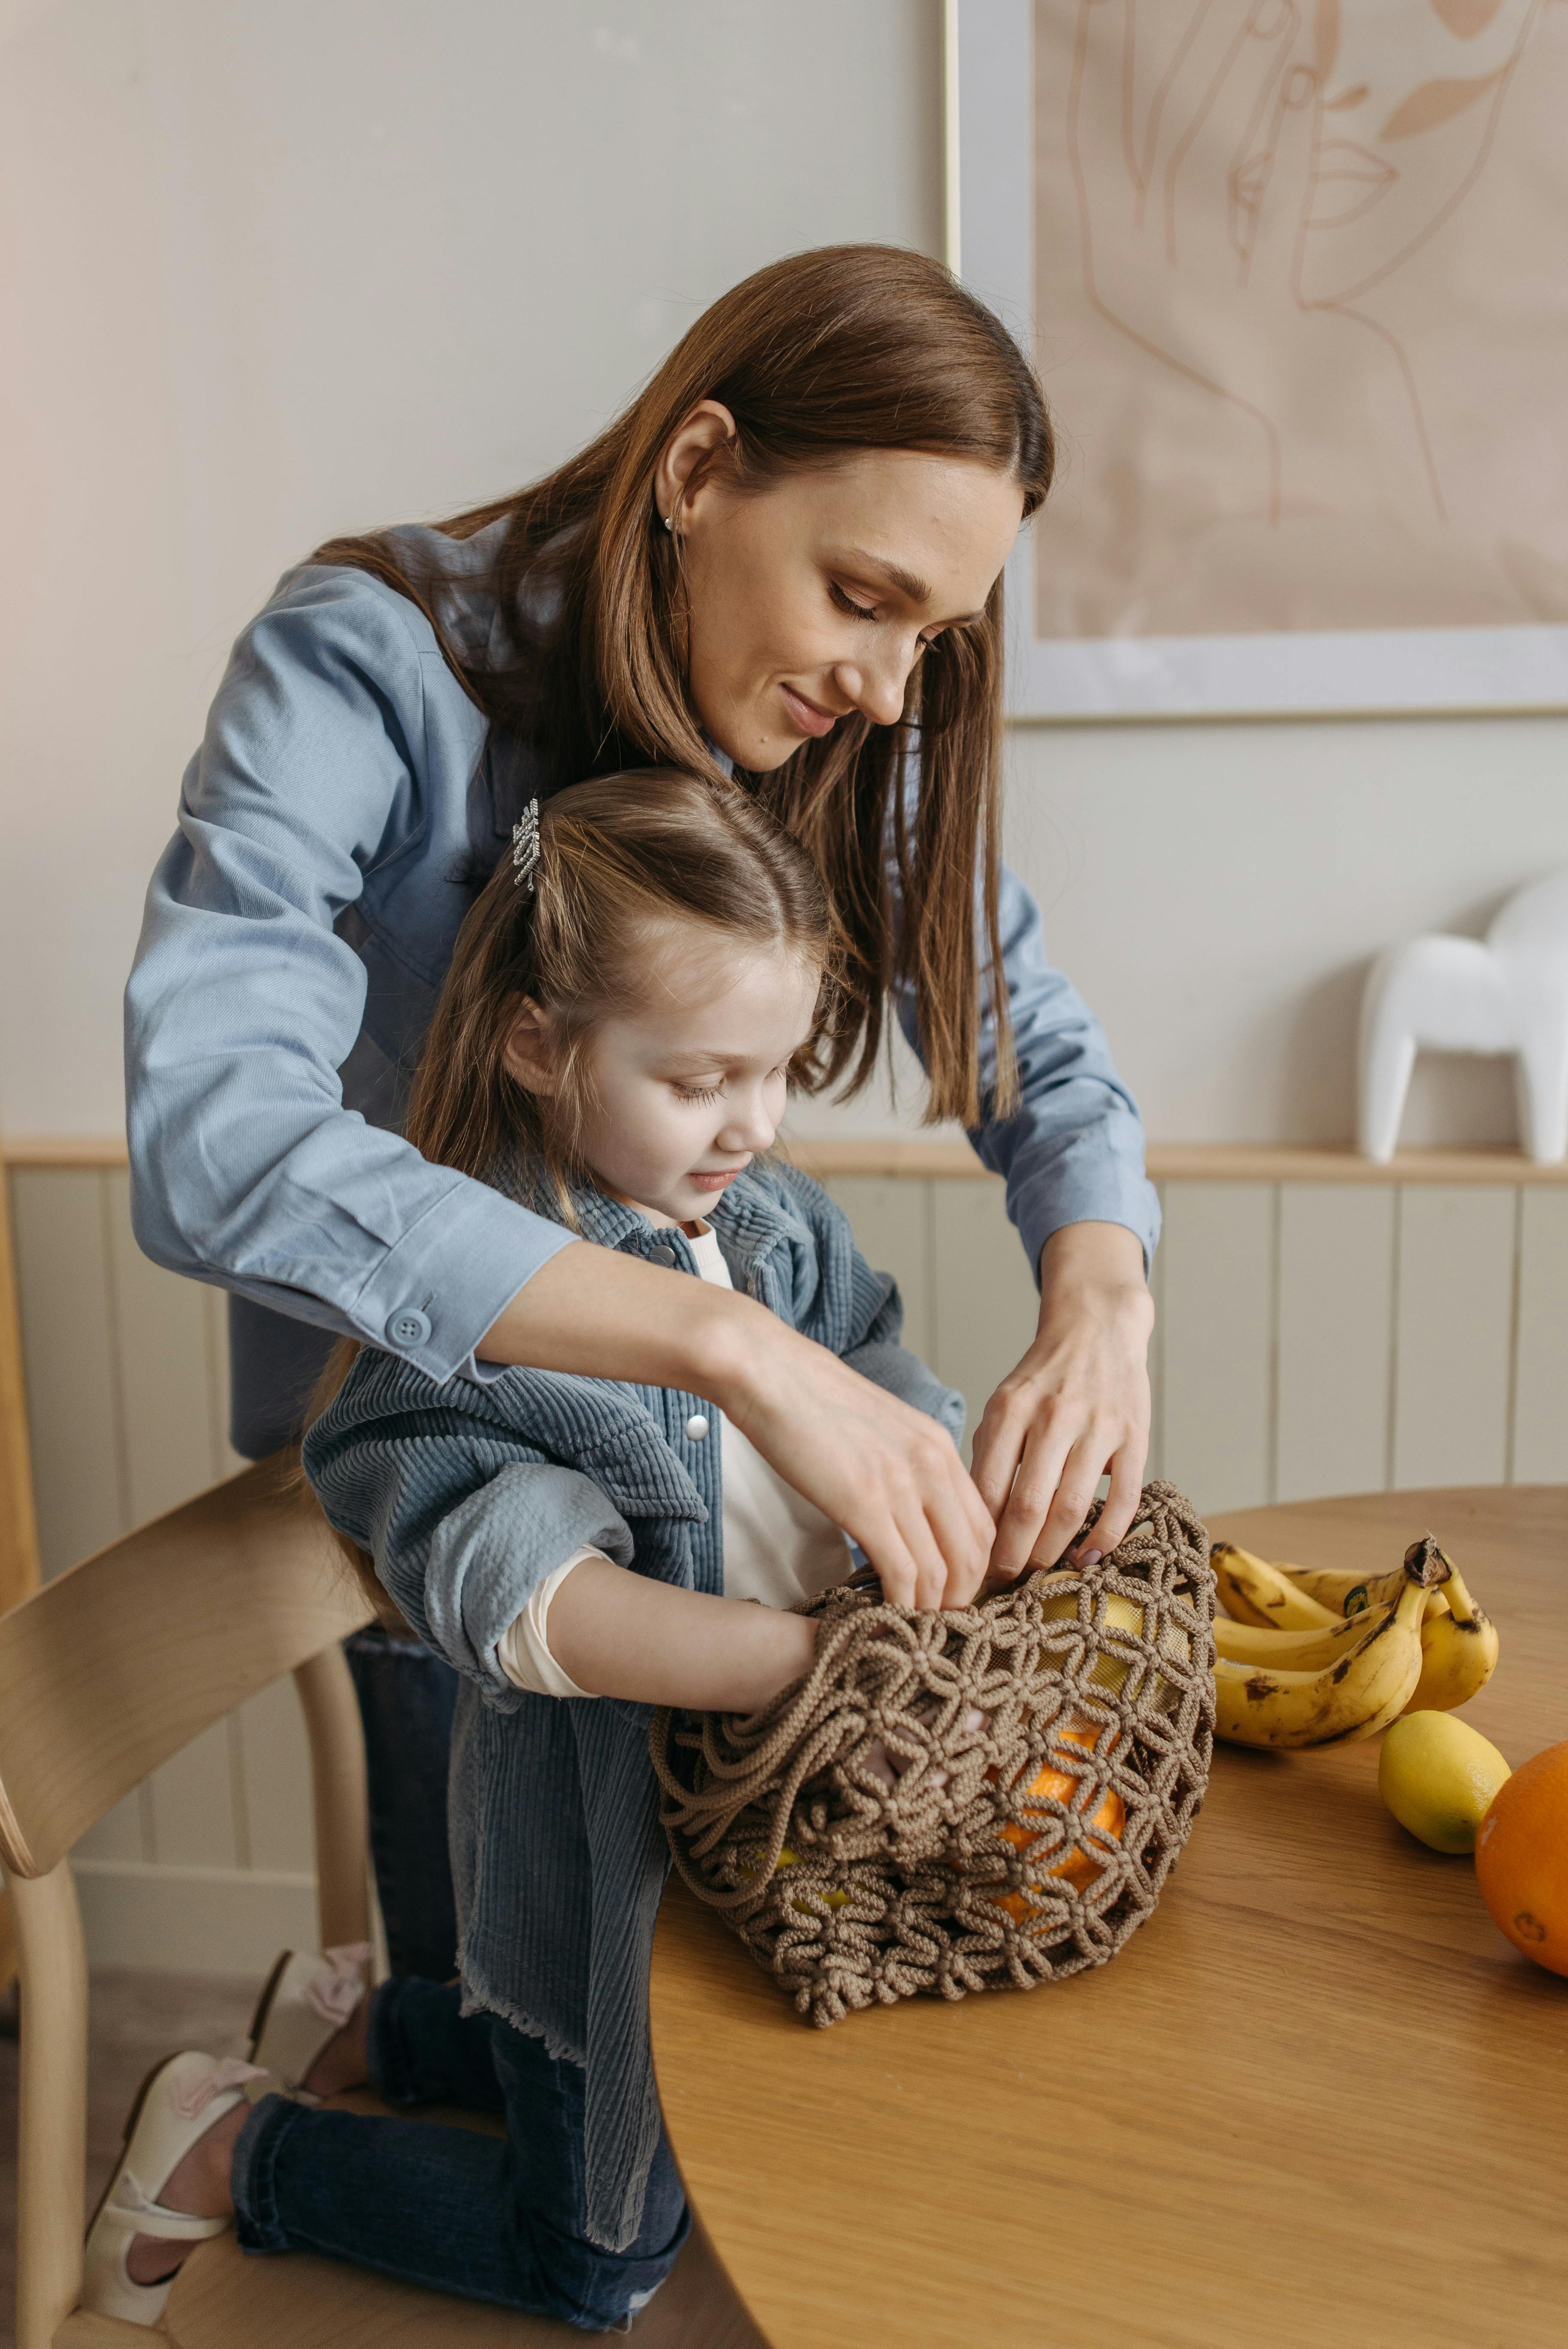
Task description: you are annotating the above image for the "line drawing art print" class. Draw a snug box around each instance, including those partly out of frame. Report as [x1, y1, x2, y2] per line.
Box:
[959, 0, 1568, 714]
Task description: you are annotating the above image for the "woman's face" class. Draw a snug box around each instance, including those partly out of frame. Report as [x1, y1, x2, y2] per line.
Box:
[658, 415, 1024, 773]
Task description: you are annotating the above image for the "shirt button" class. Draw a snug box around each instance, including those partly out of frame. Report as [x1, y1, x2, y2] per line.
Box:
[650, 1245, 678, 1268]
[385, 1307, 432, 1348]
[684, 1413, 709, 1442]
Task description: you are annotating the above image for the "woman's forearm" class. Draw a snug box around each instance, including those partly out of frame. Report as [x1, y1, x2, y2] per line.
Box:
[545, 1552, 817, 1712]
[481, 1244, 995, 1609]
[479, 1239, 760, 1394]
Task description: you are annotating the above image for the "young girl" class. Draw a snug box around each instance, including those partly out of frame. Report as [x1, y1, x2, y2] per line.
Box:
[88, 772, 970, 2330]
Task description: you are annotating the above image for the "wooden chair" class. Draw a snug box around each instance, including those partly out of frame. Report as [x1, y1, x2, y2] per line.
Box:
[0, 1464, 765, 2349]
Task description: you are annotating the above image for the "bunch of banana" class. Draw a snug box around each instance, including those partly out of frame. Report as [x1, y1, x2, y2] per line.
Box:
[1211, 1542, 1440, 1749]
[1283, 1536, 1500, 1713]
[1211, 1535, 1499, 1746]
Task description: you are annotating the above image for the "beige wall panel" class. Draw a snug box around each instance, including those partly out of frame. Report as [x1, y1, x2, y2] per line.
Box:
[1145, 1186, 1166, 1483]
[73, 1861, 318, 1976]
[821, 1176, 934, 1363]
[104, 1172, 223, 1523]
[106, 1174, 253, 1882]
[236, 1676, 318, 1876]
[145, 1721, 240, 1871]
[203, 1282, 246, 1478]
[1159, 1184, 1277, 1515]
[8, 1168, 126, 1577]
[1512, 1188, 1568, 1483]
[1275, 1187, 1396, 1503]
[73, 1791, 147, 1866]
[1391, 1187, 1516, 1491]
[929, 1181, 1039, 1456]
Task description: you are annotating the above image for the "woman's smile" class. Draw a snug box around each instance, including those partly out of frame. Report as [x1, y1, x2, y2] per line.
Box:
[778, 681, 842, 738]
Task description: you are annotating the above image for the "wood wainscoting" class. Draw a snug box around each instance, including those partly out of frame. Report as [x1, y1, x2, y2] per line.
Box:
[5, 1135, 1566, 1972]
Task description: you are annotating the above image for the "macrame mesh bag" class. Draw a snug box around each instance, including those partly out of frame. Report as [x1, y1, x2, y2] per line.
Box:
[650, 1481, 1215, 2026]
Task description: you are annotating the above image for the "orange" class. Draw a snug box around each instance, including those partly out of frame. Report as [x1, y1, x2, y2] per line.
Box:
[1474, 1738, 1568, 1978]
[992, 1719, 1126, 1919]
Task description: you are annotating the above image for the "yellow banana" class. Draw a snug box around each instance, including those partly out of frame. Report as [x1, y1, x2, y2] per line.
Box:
[1213, 1602, 1397, 1673]
[1212, 1562, 1432, 1749]
[1211, 1542, 1340, 1633]
[1272, 1537, 1452, 1625]
[1404, 1558, 1498, 1712]
[1215, 1552, 1495, 1716]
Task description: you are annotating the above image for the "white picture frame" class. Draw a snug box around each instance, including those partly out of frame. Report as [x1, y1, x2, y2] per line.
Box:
[954, 0, 1568, 721]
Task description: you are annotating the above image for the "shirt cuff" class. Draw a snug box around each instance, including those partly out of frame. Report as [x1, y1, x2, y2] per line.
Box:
[342, 1179, 582, 1384]
[495, 1546, 610, 1699]
[1007, 1152, 1163, 1285]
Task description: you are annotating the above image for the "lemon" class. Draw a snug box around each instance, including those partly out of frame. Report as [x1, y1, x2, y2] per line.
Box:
[1378, 1710, 1510, 1854]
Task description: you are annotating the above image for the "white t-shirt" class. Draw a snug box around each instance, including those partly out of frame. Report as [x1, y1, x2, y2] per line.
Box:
[498, 1219, 851, 1697]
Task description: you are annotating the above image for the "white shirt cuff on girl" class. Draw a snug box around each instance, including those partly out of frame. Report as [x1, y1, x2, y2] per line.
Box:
[495, 1547, 610, 1699]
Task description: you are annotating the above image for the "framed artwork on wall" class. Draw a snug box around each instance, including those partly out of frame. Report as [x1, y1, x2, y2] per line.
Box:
[955, 0, 1568, 718]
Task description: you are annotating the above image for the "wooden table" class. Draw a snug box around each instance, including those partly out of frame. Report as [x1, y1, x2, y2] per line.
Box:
[649, 1486, 1568, 2349]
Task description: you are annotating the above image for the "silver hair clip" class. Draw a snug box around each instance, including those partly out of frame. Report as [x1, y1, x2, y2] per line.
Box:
[512, 799, 540, 894]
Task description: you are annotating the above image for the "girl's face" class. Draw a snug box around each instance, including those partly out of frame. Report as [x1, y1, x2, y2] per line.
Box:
[657, 416, 1024, 773]
[506, 931, 822, 1228]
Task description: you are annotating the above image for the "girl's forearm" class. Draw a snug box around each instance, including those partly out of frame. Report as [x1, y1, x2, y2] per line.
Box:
[545, 1552, 817, 1712]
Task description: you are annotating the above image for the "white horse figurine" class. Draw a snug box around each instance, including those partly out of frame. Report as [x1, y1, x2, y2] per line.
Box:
[1358, 869, 1568, 1165]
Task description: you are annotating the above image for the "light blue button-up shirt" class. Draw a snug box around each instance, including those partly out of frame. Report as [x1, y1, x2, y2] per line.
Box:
[125, 520, 1159, 1388]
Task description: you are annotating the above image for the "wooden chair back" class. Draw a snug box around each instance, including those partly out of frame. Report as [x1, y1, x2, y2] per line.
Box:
[0, 1464, 374, 2349]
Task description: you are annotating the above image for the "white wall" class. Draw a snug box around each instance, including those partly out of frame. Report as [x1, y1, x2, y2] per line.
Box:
[3, 0, 1565, 1149]
[0, 0, 941, 1132]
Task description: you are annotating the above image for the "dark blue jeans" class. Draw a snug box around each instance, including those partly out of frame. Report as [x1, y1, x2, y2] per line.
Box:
[231, 1976, 689, 2326]
[230, 1297, 465, 1983]
[341, 1624, 462, 1982]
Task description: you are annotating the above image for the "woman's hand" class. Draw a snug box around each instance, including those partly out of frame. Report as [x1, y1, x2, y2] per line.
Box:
[969, 1222, 1153, 1584]
[723, 1323, 994, 1612]
[479, 1243, 994, 1611]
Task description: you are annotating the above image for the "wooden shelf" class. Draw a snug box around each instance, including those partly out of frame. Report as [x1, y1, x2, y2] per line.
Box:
[781, 1137, 1568, 1185]
[1142, 1143, 1568, 1186]
[2, 1135, 129, 1169]
[7, 1133, 1567, 1185]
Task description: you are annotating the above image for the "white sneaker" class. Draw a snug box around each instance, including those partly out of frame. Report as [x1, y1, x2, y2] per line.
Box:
[82, 2050, 266, 2325]
[246, 1943, 372, 2097]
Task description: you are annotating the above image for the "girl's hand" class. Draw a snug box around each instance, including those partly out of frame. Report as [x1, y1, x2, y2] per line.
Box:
[970, 1222, 1153, 1584]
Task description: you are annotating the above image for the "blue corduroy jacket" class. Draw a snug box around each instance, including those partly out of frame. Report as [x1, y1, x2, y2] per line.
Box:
[302, 1156, 963, 2253]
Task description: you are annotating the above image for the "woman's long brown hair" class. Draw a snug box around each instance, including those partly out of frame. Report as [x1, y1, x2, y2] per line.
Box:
[313, 244, 1053, 1126]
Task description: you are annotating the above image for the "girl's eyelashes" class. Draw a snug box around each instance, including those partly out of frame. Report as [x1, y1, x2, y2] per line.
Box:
[671, 1082, 723, 1103]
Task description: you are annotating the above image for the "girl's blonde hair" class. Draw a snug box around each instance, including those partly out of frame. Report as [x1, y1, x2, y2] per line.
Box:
[407, 769, 841, 1212]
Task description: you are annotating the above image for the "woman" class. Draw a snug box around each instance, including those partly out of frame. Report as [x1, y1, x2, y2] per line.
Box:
[125, 243, 1158, 1968]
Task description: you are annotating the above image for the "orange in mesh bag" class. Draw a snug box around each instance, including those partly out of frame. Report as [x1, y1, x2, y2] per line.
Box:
[649, 1480, 1216, 2026]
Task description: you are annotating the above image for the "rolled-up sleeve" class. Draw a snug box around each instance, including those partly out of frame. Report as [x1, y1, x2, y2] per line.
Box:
[303, 1406, 635, 1706]
[896, 857, 1160, 1283]
[124, 567, 576, 1382]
